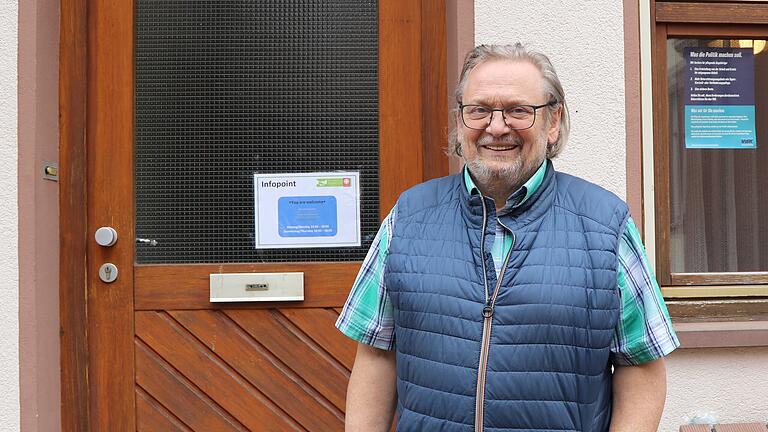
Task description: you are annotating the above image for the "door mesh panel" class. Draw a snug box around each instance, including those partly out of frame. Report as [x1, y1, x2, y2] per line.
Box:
[135, 0, 378, 263]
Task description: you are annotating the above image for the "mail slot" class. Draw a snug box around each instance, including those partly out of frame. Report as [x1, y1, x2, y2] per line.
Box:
[209, 272, 304, 302]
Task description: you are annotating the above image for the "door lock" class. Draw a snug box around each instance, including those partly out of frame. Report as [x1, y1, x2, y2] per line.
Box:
[99, 263, 118, 283]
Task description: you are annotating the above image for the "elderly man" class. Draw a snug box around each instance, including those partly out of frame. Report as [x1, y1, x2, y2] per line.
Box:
[336, 43, 679, 432]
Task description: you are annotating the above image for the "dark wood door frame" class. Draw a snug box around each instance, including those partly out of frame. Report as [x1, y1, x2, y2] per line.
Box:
[59, 1, 448, 430]
[59, 0, 88, 429]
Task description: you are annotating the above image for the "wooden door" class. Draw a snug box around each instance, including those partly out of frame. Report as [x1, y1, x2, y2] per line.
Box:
[60, 0, 447, 431]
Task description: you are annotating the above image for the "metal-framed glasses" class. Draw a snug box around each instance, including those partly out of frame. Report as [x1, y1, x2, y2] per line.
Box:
[459, 100, 558, 131]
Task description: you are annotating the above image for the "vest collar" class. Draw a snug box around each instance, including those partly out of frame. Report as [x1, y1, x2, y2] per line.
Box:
[460, 160, 557, 230]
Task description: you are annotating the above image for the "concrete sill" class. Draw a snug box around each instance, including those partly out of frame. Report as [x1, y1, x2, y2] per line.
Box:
[674, 321, 768, 349]
[680, 423, 768, 432]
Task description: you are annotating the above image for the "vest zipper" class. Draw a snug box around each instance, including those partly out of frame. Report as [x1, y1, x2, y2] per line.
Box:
[474, 200, 516, 431]
[479, 196, 490, 305]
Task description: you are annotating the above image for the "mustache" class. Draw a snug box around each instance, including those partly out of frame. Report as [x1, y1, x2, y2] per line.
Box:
[476, 135, 522, 147]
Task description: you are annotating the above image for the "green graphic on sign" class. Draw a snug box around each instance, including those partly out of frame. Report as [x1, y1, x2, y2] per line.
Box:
[317, 178, 344, 187]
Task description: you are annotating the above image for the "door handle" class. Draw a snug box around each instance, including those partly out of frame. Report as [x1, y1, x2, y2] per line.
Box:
[94, 226, 118, 247]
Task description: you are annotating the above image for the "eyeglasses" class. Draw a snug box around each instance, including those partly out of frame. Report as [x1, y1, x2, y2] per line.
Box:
[459, 101, 558, 131]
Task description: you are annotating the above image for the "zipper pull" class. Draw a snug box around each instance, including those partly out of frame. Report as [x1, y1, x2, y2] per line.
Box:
[482, 305, 494, 319]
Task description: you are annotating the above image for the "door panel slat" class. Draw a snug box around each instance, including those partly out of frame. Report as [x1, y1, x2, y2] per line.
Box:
[280, 308, 358, 370]
[136, 386, 193, 432]
[225, 309, 350, 411]
[170, 310, 345, 431]
[135, 339, 248, 431]
[135, 311, 304, 431]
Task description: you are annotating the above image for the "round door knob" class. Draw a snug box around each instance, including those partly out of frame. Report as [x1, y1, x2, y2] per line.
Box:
[95, 227, 118, 247]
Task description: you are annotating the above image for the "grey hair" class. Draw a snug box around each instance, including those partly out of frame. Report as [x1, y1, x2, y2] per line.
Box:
[448, 43, 570, 159]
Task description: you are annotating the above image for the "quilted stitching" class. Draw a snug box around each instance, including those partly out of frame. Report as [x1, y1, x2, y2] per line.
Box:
[385, 167, 629, 432]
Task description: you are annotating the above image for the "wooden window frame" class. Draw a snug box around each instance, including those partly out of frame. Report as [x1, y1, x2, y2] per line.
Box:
[652, 1, 768, 293]
[649, 1, 768, 327]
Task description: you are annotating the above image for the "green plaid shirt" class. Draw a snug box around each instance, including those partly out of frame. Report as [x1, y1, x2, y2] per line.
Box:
[337, 161, 679, 365]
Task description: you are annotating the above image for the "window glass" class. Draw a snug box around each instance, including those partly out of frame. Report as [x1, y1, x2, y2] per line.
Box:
[667, 38, 768, 273]
[134, 0, 379, 264]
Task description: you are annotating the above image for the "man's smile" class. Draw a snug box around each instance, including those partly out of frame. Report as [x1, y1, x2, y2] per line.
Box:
[481, 144, 519, 152]
[475, 134, 523, 155]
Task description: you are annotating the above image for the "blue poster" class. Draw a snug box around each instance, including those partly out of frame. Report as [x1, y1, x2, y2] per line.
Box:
[278, 196, 338, 237]
[683, 47, 756, 149]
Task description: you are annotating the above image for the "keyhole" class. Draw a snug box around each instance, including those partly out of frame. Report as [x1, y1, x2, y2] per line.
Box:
[104, 266, 112, 279]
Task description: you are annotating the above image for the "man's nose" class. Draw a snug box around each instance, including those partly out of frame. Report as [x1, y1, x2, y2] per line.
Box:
[485, 110, 511, 136]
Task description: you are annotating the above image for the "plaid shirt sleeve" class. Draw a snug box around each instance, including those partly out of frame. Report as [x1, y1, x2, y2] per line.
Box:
[611, 217, 680, 365]
[335, 206, 397, 350]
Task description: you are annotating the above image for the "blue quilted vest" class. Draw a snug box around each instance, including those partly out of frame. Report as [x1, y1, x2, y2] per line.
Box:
[384, 161, 629, 432]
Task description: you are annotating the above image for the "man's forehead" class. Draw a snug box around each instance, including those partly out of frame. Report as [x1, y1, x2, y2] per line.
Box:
[463, 59, 545, 100]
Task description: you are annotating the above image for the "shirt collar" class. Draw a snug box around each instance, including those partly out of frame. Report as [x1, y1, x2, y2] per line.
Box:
[463, 159, 548, 210]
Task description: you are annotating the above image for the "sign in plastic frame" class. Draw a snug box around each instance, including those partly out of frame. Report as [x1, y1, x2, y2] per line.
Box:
[253, 171, 361, 249]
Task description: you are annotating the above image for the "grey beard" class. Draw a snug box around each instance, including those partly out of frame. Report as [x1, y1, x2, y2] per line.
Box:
[464, 135, 545, 196]
[466, 155, 525, 190]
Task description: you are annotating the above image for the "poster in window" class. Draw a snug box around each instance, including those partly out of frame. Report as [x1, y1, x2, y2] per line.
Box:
[683, 47, 757, 149]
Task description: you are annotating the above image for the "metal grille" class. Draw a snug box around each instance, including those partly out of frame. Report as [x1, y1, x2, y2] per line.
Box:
[135, 0, 379, 263]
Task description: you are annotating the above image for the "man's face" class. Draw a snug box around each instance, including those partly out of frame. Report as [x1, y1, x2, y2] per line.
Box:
[457, 59, 561, 192]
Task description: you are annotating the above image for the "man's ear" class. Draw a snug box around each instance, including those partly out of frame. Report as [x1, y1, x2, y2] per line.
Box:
[547, 106, 562, 144]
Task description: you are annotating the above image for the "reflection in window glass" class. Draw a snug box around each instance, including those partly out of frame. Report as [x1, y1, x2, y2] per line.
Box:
[667, 38, 768, 273]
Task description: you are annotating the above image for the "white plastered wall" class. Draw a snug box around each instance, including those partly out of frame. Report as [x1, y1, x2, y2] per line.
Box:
[475, 1, 768, 430]
[0, 0, 20, 430]
[662, 347, 768, 430]
[475, 0, 627, 200]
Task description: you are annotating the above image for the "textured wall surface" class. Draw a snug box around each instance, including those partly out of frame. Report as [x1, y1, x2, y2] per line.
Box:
[0, 0, 20, 430]
[475, 0, 627, 199]
[660, 347, 768, 431]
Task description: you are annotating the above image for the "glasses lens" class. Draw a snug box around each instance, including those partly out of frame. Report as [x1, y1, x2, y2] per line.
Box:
[463, 105, 490, 120]
[460, 105, 537, 130]
[504, 106, 535, 119]
[462, 106, 489, 129]
[504, 106, 535, 129]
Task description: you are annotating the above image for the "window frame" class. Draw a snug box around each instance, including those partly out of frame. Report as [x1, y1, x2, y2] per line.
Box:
[651, 1, 768, 300]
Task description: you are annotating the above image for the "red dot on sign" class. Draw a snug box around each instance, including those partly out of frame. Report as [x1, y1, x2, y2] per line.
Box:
[343, 178, 351, 187]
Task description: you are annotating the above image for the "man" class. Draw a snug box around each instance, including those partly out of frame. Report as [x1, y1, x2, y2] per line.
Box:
[336, 43, 679, 432]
